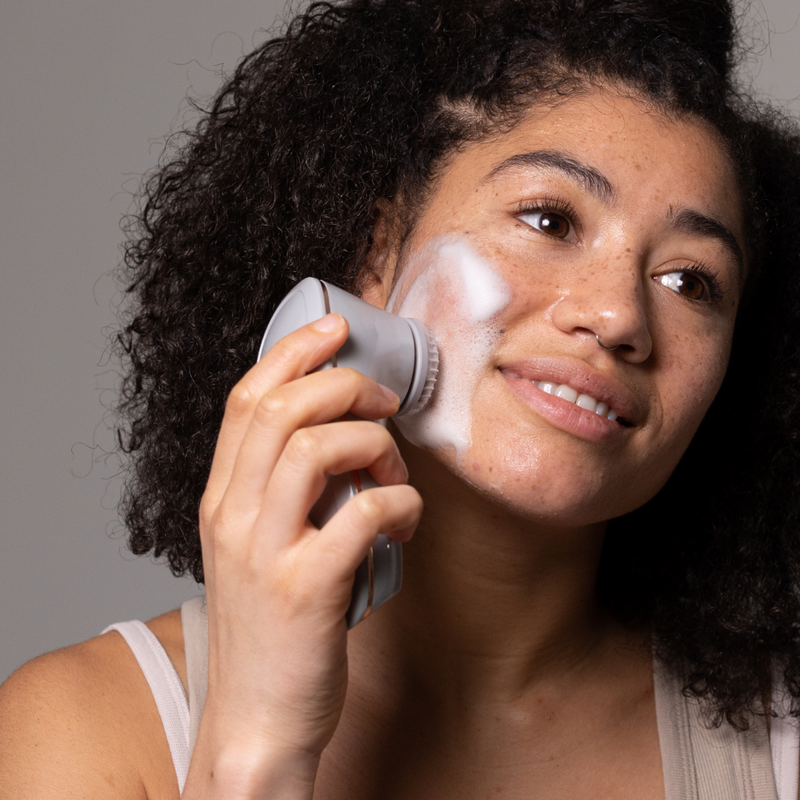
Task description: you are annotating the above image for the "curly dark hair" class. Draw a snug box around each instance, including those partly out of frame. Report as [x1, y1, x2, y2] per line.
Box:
[115, 0, 800, 728]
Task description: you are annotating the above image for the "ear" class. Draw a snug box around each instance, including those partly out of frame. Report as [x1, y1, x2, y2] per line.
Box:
[359, 197, 402, 310]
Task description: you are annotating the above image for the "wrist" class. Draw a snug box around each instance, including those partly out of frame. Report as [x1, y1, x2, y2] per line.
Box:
[184, 736, 320, 800]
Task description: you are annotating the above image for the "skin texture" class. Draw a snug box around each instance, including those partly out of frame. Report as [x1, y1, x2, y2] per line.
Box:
[374, 92, 743, 529]
[0, 89, 753, 800]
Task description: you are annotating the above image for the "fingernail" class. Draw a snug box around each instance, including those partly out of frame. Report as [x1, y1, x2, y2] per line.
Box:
[380, 384, 400, 404]
[312, 313, 344, 333]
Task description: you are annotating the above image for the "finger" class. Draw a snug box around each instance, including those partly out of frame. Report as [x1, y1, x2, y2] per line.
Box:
[219, 369, 400, 522]
[247, 484, 421, 635]
[304, 484, 423, 584]
[202, 314, 349, 520]
[251, 420, 408, 550]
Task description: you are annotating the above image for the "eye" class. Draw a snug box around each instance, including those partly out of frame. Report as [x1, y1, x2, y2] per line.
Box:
[656, 271, 709, 301]
[517, 210, 572, 239]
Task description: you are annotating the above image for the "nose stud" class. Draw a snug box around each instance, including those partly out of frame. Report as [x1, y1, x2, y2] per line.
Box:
[596, 335, 620, 352]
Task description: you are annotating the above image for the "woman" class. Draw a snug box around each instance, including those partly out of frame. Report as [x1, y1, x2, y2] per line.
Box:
[3, 0, 800, 797]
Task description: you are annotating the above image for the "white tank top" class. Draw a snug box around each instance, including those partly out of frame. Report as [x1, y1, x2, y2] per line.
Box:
[102, 619, 192, 793]
[105, 598, 800, 799]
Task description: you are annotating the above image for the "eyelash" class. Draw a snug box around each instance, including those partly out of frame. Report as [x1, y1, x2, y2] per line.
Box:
[515, 197, 580, 236]
[515, 199, 726, 304]
[665, 261, 725, 303]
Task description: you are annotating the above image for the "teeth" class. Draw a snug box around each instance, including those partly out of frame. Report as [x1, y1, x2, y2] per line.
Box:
[555, 385, 578, 403]
[533, 381, 619, 421]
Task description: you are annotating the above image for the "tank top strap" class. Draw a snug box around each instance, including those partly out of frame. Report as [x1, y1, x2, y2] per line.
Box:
[181, 595, 209, 754]
[654, 658, 778, 800]
[770, 661, 800, 800]
[102, 620, 191, 794]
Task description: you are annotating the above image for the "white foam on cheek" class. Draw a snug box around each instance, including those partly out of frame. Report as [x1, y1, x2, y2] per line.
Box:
[439, 240, 510, 322]
[389, 238, 511, 461]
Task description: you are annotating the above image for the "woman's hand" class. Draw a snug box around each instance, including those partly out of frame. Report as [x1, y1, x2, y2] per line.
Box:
[182, 313, 423, 799]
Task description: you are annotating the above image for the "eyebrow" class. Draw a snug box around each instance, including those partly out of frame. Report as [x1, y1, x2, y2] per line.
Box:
[484, 150, 616, 204]
[668, 207, 746, 290]
[486, 149, 746, 290]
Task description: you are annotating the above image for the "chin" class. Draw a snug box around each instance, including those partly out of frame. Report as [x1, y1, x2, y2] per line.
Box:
[464, 445, 619, 525]
[397, 425, 653, 528]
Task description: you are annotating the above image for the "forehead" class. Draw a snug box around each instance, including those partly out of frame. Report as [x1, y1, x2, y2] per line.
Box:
[426, 89, 741, 225]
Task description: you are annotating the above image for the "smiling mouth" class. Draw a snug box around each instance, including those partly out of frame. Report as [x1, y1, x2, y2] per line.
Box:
[533, 381, 619, 421]
[499, 360, 638, 432]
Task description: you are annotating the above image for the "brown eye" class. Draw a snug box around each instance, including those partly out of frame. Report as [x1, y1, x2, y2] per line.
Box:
[519, 210, 571, 239]
[657, 271, 707, 301]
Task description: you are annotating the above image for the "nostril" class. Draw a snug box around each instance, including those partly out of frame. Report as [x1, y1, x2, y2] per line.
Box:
[596, 335, 621, 351]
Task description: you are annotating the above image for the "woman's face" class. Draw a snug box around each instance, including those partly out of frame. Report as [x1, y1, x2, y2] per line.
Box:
[372, 89, 745, 526]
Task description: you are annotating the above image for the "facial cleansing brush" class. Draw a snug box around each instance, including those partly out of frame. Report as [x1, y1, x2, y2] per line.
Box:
[258, 277, 438, 626]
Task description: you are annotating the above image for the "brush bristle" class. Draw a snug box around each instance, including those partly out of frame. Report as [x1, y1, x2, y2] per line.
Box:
[408, 325, 438, 414]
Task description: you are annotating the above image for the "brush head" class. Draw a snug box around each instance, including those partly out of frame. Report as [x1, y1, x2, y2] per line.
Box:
[398, 318, 438, 416]
[260, 278, 438, 418]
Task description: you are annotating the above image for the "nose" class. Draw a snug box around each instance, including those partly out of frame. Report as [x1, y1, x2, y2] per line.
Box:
[548, 250, 653, 363]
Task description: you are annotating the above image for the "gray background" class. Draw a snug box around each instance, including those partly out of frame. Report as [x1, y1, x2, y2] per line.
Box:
[1, 0, 798, 684]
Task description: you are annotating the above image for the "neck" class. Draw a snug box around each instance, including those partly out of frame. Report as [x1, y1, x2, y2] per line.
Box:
[350, 436, 626, 708]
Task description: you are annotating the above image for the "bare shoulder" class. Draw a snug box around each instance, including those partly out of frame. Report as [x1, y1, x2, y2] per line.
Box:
[0, 610, 184, 800]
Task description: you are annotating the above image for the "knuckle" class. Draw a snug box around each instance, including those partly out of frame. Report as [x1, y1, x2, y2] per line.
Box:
[284, 428, 323, 468]
[254, 392, 291, 428]
[211, 497, 233, 527]
[205, 505, 245, 562]
[225, 383, 254, 419]
[342, 367, 372, 395]
[333, 367, 367, 397]
[337, 366, 363, 386]
[209, 503, 237, 542]
[271, 336, 305, 369]
[351, 490, 386, 525]
[198, 494, 216, 532]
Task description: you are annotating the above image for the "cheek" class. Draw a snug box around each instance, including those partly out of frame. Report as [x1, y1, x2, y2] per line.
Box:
[475, 237, 573, 332]
[461, 384, 617, 523]
[646, 321, 733, 484]
[400, 271, 464, 338]
[388, 237, 512, 462]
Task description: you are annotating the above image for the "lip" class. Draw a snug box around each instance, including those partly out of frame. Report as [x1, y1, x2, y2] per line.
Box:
[499, 357, 642, 443]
